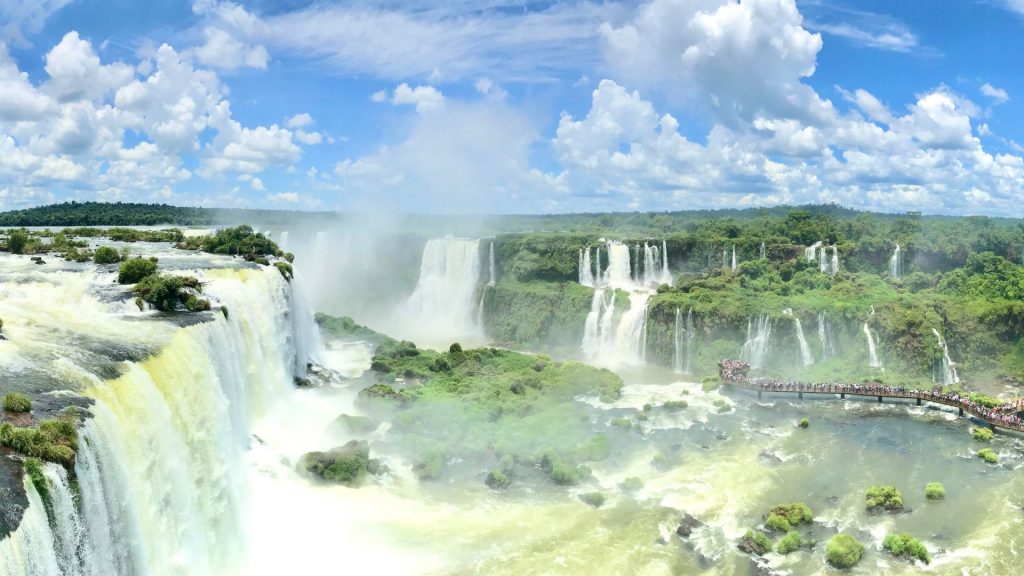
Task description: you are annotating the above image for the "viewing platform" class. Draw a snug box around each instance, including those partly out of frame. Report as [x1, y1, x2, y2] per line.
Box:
[718, 360, 1024, 433]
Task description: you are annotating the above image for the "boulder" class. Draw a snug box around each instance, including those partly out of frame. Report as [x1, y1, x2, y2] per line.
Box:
[297, 440, 372, 487]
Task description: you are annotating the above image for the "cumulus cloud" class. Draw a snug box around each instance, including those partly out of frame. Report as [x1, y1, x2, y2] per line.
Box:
[192, 26, 269, 70]
[388, 83, 446, 113]
[981, 83, 1010, 104]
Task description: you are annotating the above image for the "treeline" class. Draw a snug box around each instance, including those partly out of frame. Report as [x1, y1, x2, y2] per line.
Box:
[0, 201, 335, 227]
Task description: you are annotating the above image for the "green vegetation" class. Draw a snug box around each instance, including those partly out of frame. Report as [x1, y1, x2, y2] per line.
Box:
[275, 261, 293, 281]
[798, 417, 809, 428]
[23, 458, 52, 518]
[2, 393, 32, 413]
[135, 274, 209, 312]
[883, 533, 931, 565]
[0, 411, 79, 466]
[118, 257, 158, 284]
[978, 448, 998, 464]
[662, 400, 688, 410]
[177, 225, 283, 258]
[578, 492, 606, 508]
[866, 485, 904, 512]
[485, 469, 511, 489]
[826, 534, 864, 569]
[4, 229, 29, 254]
[0, 202, 214, 226]
[739, 529, 771, 556]
[764, 503, 813, 533]
[972, 427, 994, 441]
[776, 531, 803, 555]
[92, 246, 122, 264]
[315, 314, 395, 349]
[925, 482, 945, 500]
[297, 440, 378, 487]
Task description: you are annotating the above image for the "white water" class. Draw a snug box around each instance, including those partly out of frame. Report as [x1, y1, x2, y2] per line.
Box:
[661, 240, 672, 285]
[602, 242, 632, 288]
[487, 241, 496, 287]
[740, 315, 773, 370]
[864, 322, 883, 370]
[890, 244, 903, 279]
[672, 307, 695, 374]
[579, 247, 594, 287]
[393, 237, 483, 345]
[759, 242, 765, 259]
[817, 311, 836, 359]
[731, 245, 737, 271]
[794, 317, 814, 367]
[805, 241, 822, 261]
[581, 288, 650, 366]
[932, 328, 960, 385]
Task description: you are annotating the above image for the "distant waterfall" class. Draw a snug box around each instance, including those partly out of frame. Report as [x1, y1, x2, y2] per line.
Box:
[616, 293, 650, 363]
[830, 246, 839, 277]
[817, 311, 836, 359]
[582, 289, 614, 358]
[932, 328, 960, 385]
[864, 323, 883, 370]
[603, 242, 632, 288]
[740, 315, 773, 370]
[581, 289, 649, 365]
[660, 240, 672, 285]
[760, 242, 766, 259]
[487, 241, 496, 287]
[889, 244, 903, 279]
[643, 242, 657, 284]
[396, 237, 483, 342]
[813, 244, 839, 277]
[794, 317, 814, 367]
[805, 241, 822, 261]
[731, 245, 737, 271]
[722, 248, 729, 270]
[595, 246, 603, 285]
[579, 248, 594, 287]
[673, 307, 684, 374]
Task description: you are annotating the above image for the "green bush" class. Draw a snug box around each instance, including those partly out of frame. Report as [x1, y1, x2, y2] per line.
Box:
[135, 274, 204, 312]
[579, 491, 606, 508]
[826, 534, 864, 569]
[3, 393, 31, 413]
[766, 513, 791, 533]
[92, 246, 122, 264]
[0, 412, 79, 466]
[883, 533, 930, 565]
[118, 257, 158, 284]
[776, 531, 803, 555]
[23, 458, 52, 517]
[866, 485, 903, 512]
[662, 400, 688, 410]
[798, 418, 809, 428]
[972, 427, 993, 441]
[768, 503, 813, 528]
[297, 440, 371, 486]
[275, 261, 293, 281]
[739, 529, 771, 556]
[925, 482, 945, 500]
[485, 469, 511, 489]
[5, 229, 28, 254]
[978, 448, 998, 464]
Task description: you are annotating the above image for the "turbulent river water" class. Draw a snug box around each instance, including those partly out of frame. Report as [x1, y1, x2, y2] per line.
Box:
[1, 236, 1023, 575]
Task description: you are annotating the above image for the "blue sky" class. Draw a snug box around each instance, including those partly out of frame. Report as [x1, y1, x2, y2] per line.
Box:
[0, 0, 1022, 215]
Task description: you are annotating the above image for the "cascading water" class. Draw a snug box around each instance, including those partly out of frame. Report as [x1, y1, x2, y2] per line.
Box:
[731, 245, 737, 271]
[595, 245, 603, 285]
[805, 241, 822, 261]
[794, 317, 814, 367]
[581, 288, 649, 366]
[740, 315, 773, 370]
[889, 244, 903, 279]
[602, 242, 632, 288]
[487, 242, 496, 287]
[0, 267, 313, 576]
[759, 242, 766, 259]
[932, 328, 960, 385]
[579, 247, 594, 287]
[660, 240, 672, 285]
[830, 246, 839, 277]
[864, 323, 883, 370]
[817, 311, 836, 359]
[394, 237, 483, 343]
[672, 307, 695, 375]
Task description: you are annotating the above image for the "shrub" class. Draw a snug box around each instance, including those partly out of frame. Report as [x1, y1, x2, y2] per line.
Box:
[3, 393, 31, 413]
[93, 246, 121, 264]
[414, 449, 445, 480]
[135, 274, 205, 312]
[776, 531, 803, 555]
[297, 440, 370, 486]
[739, 530, 771, 556]
[866, 485, 903, 511]
[184, 295, 211, 312]
[5, 229, 28, 254]
[883, 533, 930, 565]
[972, 427, 993, 441]
[0, 412, 79, 466]
[766, 513, 791, 532]
[826, 534, 864, 569]
[610, 417, 632, 428]
[925, 482, 945, 500]
[275, 261, 293, 281]
[576, 435, 610, 462]
[579, 491, 605, 508]
[118, 257, 158, 284]
[978, 448, 998, 464]
[798, 418, 809, 428]
[23, 458, 53, 517]
[769, 503, 813, 528]
[662, 400, 688, 410]
[485, 469, 511, 489]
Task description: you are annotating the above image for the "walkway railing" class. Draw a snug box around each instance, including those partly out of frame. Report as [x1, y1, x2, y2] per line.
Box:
[718, 360, 1024, 433]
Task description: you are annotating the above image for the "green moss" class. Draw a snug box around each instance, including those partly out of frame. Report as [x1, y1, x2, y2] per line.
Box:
[2, 393, 31, 413]
[883, 533, 931, 565]
[414, 449, 445, 481]
[826, 534, 864, 569]
[274, 261, 294, 281]
[925, 482, 945, 500]
[610, 417, 633, 429]
[23, 458, 53, 518]
[117, 257, 158, 284]
[798, 418, 809, 428]
[766, 513, 791, 533]
[576, 435, 610, 462]
[866, 485, 903, 512]
[972, 427, 994, 441]
[739, 529, 771, 556]
[767, 503, 813, 531]
[978, 448, 998, 464]
[578, 491, 606, 508]
[776, 531, 803, 555]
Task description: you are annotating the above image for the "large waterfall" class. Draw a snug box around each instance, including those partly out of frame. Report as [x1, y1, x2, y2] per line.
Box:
[932, 328, 960, 385]
[889, 244, 903, 279]
[0, 267, 312, 576]
[740, 315, 773, 370]
[579, 247, 594, 287]
[794, 317, 814, 367]
[394, 237, 483, 344]
[581, 289, 650, 365]
[864, 323, 883, 370]
[672, 307, 695, 375]
[817, 311, 836, 359]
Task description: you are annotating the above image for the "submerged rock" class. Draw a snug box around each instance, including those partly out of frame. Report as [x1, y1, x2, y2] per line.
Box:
[675, 513, 705, 538]
[297, 440, 377, 487]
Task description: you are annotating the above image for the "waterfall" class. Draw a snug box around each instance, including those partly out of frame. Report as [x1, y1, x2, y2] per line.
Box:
[395, 237, 483, 342]
[794, 317, 814, 367]
[660, 240, 672, 285]
[595, 245, 603, 285]
[642, 243, 656, 285]
[731, 245, 737, 271]
[759, 242, 766, 259]
[889, 244, 902, 279]
[278, 231, 290, 251]
[579, 248, 594, 287]
[817, 311, 836, 359]
[487, 242, 496, 287]
[830, 246, 839, 277]
[615, 292, 649, 363]
[932, 328, 960, 385]
[722, 248, 728, 270]
[602, 241, 632, 288]
[633, 244, 641, 283]
[1, 267, 312, 576]
[740, 315, 773, 370]
[805, 241, 822, 261]
[580, 289, 649, 365]
[864, 323, 883, 370]
[673, 307, 683, 374]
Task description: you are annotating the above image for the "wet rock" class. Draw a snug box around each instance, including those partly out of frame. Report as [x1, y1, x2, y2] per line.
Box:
[297, 440, 374, 486]
[758, 450, 783, 465]
[675, 513, 705, 538]
[0, 453, 28, 539]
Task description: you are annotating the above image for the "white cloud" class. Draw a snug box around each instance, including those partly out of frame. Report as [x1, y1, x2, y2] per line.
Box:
[0, 0, 74, 48]
[812, 22, 917, 52]
[286, 112, 313, 129]
[981, 83, 1009, 104]
[192, 26, 269, 70]
[42, 32, 135, 102]
[0, 44, 54, 121]
[267, 191, 299, 203]
[390, 83, 445, 113]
